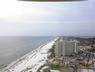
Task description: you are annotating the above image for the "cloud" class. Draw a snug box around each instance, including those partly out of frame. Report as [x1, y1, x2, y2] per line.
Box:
[0, 0, 95, 36]
[0, 0, 58, 22]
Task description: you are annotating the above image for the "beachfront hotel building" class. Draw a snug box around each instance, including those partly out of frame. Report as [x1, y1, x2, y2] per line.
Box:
[54, 37, 79, 57]
[54, 37, 65, 57]
[65, 40, 79, 55]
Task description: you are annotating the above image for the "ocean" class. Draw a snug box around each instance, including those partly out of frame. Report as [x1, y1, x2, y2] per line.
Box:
[0, 36, 55, 69]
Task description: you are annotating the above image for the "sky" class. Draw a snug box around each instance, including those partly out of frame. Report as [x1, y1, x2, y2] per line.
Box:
[0, 0, 95, 36]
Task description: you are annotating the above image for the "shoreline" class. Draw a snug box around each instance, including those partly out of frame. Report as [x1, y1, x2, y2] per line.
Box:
[1, 37, 58, 72]
[0, 42, 46, 71]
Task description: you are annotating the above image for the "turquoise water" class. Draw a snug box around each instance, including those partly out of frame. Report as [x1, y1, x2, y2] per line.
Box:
[0, 36, 55, 69]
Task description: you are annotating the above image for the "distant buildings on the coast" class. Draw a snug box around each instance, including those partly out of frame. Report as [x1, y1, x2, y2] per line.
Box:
[54, 37, 79, 57]
[48, 37, 95, 72]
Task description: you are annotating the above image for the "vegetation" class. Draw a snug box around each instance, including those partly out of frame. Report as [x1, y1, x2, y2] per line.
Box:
[50, 64, 60, 70]
[49, 64, 70, 70]
[48, 45, 56, 59]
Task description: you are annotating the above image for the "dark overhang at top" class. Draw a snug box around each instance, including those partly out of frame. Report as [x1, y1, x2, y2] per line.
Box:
[18, 0, 85, 2]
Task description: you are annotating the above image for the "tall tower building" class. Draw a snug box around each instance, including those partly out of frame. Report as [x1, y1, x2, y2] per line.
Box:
[65, 40, 78, 55]
[54, 37, 79, 57]
[54, 37, 65, 57]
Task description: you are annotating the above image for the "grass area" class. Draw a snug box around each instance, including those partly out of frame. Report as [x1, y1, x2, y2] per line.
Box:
[50, 64, 60, 70]
[49, 64, 70, 70]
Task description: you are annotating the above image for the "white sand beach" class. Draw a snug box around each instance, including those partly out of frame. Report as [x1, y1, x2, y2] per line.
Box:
[1, 38, 58, 72]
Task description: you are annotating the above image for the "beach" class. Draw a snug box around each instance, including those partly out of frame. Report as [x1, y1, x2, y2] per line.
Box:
[1, 38, 57, 72]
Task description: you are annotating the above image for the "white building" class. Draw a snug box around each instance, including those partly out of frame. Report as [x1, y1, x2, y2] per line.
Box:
[54, 37, 79, 57]
[54, 37, 65, 57]
[65, 40, 79, 55]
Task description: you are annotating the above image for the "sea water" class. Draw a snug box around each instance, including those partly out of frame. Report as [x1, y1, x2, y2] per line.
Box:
[0, 36, 55, 69]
